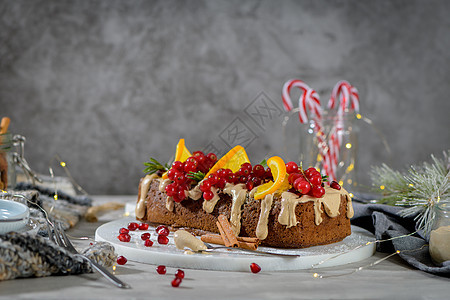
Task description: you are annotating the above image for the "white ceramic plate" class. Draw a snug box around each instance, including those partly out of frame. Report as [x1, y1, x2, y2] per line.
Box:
[95, 217, 376, 272]
[0, 200, 30, 234]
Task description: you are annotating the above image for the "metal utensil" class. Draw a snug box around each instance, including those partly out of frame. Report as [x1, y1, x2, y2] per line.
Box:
[52, 222, 131, 289]
[200, 242, 300, 257]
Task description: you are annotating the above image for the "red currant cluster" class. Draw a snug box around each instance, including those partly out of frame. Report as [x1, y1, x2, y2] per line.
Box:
[285, 162, 326, 198]
[165, 151, 218, 202]
[200, 163, 273, 200]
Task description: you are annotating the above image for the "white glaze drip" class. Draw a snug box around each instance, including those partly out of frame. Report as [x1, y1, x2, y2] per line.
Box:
[136, 174, 159, 219]
[256, 194, 273, 240]
[223, 183, 247, 236]
[202, 187, 220, 213]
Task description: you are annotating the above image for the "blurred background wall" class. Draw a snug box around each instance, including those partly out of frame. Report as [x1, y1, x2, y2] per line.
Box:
[1, 0, 449, 194]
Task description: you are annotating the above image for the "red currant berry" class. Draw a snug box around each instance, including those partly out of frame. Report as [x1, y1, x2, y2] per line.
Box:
[264, 168, 273, 179]
[305, 167, 320, 178]
[165, 183, 178, 197]
[119, 227, 129, 234]
[172, 161, 184, 171]
[174, 173, 186, 185]
[206, 153, 218, 162]
[177, 189, 187, 201]
[238, 167, 250, 176]
[200, 180, 212, 192]
[117, 233, 131, 242]
[216, 178, 226, 189]
[285, 161, 299, 174]
[184, 161, 197, 173]
[294, 179, 311, 194]
[330, 180, 341, 190]
[288, 173, 302, 185]
[203, 190, 214, 201]
[309, 174, 322, 186]
[224, 173, 236, 183]
[241, 162, 252, 171]
[239, 175, 247, 184]
[158, 235, 169, 245]
[156, 265, 166, 274]
[141, 232, 151, 240]
[193, 151, 204, 157]
[116, 256, 127, 265]
[310, 185, 325, 198]
[144, 239, 154, 247]
[139, 223, 149, 230]
[250, 262, 261, 273]
[208, 174, 218, 185]
[172, 195, 182, 203]
[167, 168, 178, 180]
[171, 277, 182, 287]
[127, 222, 138, 231]
[252, 164, 265, 177]
[175, 269, 185, 279]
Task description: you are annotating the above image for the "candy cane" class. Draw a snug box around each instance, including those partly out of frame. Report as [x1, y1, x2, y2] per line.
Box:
[282, 79, 333, 178]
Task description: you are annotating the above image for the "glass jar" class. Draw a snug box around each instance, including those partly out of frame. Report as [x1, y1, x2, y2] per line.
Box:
[298, 110, 359, 190]
[0, 133, 17, 190]
[429, 202, 450, 265]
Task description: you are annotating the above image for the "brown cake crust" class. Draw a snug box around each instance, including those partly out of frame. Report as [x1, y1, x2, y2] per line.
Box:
[141, 179, 352, 248]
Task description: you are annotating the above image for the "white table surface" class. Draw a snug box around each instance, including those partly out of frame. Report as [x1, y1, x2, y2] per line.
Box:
[0, 195, 449, 300]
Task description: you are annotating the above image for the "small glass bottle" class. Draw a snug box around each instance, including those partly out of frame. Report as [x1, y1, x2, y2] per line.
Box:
[0, 133, 17, 190]
[429, 201, 450, 265]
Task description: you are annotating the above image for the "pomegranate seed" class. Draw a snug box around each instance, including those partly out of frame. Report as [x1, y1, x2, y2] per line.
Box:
[144, 239, 154, 247]
[330, 180, 341, 190]
[250, 263, 261, 273]
[157, 227, 170, 236]
[141, 232, 151, 240]
[90, 242, 93, 245]
[117, 256, 127, 265]
[175, 269, 185, 279]
[285, 161, 299, 174]
[171, 277, 182, 287]
[119, 227, 129, 234]
[158, 235, 169, 244]
[203, 190, 214, 201]
[127, 222, 139, 231]
[156, 265, 166, 274]
[139, 223, 149, 230]
[156, 225, 168, 233]
[117, 233, 131, 242]
[246, 180, 254, 191]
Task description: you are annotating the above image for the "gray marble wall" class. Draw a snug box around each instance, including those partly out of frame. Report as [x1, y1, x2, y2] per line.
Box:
[1, 0, 449, 194]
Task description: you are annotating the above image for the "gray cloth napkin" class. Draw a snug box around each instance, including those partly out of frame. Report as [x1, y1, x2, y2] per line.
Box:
[351, 202, 450, 277]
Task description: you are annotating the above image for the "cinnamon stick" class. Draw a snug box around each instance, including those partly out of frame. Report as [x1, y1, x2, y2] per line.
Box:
[216, 214, 239, 248]
[203, 233, 260, 244]
[201, 234, 260, 250]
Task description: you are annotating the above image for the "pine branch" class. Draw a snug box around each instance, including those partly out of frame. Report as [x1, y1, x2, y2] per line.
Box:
[143, 158, 170, 175]
[186, 171, 205, 183]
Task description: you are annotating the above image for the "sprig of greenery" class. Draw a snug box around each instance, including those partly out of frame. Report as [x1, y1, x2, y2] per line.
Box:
[186, 171, 206, 183]
[143, 158, 170, 175]
[259, 159, 268, 168]
[370, 151, 450, 235]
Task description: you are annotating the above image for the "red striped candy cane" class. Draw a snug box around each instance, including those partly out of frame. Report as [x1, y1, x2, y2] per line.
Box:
[282, 79, 332, 177]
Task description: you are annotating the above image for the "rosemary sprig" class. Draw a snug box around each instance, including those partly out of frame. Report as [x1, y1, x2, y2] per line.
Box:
[186, 171, 205, 183]
[143, 158, 170, 175]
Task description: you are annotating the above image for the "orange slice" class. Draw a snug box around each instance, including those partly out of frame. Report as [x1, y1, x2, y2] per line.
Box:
[204, 145, 250, 178]
[162, 139, 192, 179]
[254, 156, 287, 200]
